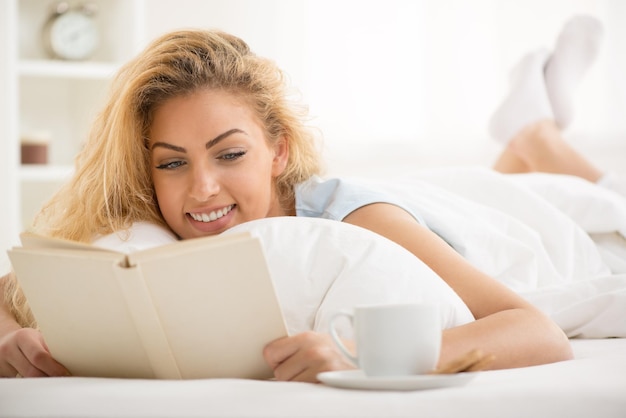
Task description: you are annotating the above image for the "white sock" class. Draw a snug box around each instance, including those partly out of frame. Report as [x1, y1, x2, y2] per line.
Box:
[488, 49, 553, 144]
[544, 15, 604, 130]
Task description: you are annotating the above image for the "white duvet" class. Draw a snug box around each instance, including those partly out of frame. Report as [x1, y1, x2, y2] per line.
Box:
[380, 167, 626, 338]
[95, 167, 626, 340]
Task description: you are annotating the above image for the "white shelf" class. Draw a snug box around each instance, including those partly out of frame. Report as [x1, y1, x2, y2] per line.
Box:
[19, 59, 120, 79]
[4, 0, 145, 230]
[19, 164, 74, 182]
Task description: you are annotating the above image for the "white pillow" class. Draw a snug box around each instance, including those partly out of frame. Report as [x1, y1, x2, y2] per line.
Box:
[225, 217, 474, 337]
[94, 218, 474, 338]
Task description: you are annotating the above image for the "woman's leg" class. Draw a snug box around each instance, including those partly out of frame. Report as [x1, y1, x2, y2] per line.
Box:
[491, 14, 605, 183]
[493, 120, 603, 183]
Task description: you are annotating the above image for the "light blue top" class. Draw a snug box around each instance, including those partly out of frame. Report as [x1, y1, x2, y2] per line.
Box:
[294, 176, 427, 226]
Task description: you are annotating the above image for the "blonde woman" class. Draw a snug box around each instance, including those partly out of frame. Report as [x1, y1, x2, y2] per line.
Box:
[1, 28, 579, 380]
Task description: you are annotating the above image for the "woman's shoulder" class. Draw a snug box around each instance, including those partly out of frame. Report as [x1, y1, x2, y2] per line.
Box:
[294, 175, 424, 223]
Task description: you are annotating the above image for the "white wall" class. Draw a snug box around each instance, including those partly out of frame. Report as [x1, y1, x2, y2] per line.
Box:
[2, 0, 624, 266]
[142, 0, 626, 175]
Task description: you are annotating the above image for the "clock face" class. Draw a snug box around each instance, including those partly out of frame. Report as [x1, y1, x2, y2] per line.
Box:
[46, 11, 99, 60]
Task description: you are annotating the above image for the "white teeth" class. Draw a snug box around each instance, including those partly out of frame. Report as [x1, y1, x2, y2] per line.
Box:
[190, 205, 234, 223]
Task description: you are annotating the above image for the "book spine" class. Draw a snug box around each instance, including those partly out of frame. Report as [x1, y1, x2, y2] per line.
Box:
[112, 264, 182, 379]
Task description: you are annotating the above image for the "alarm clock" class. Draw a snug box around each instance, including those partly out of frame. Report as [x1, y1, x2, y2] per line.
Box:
[42, 2, 99, 61]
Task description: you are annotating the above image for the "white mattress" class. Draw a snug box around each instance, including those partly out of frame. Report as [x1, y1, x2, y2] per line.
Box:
[1, 338, 624, 418]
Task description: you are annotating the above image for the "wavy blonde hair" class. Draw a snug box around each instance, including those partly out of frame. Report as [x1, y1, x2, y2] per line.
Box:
[5, 29, 322, 327]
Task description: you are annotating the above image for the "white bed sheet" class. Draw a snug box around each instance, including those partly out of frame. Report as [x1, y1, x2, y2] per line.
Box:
[364, 167, 626, 339]
[1, 338, 624, 418]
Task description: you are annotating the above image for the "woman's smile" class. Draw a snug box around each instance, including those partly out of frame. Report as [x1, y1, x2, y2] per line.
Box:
[188, 204, 235, 223]
[185, 204, 237, 234]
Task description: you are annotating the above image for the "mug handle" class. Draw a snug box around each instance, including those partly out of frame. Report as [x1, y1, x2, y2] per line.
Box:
[329, 310, 358, 366]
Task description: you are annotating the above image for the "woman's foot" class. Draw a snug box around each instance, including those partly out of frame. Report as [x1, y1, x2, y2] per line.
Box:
[544, 15, 604, 130]
[488, 49, 553, 144]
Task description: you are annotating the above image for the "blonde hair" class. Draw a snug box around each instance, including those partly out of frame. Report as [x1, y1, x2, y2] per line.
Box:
[5, 29, 321, 327]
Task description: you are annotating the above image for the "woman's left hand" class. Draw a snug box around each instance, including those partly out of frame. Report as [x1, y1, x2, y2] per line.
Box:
[263, 331, 355, 382]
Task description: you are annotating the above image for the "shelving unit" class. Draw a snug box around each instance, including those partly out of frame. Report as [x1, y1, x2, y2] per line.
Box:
[8, 0, 145, 230]
[0, 0, 20, 271]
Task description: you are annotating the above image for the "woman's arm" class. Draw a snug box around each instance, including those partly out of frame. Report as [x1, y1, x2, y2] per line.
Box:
[264, 203, 572, 381]
[342, 203, 573, 369]
[0, 273, 69, 377]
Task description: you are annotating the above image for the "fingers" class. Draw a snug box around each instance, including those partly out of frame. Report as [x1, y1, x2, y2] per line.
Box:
[0, 328, 70, 377]
[263, 335, 307, 381]
[19, 330, 70, 377]
[263, 333, 301, 371]
[0, 328, 33, 377]
[433, 349, 484, 374]
[431, 349, 495, 374]
[7, 352, 48, 378]
[465, 353, 496, 372]
[264, 332, 354, 382]
[0, 358, 19, 378]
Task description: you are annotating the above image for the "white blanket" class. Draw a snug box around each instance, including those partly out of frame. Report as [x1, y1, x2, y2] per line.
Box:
[95, 167, 626, 339]
[370, 167, 626, 338]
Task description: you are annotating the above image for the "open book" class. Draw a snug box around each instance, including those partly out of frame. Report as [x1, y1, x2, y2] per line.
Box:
[7, 231, 287, 380]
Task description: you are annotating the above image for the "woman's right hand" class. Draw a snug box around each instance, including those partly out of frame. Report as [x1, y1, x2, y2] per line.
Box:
[0, 327, 70, 377]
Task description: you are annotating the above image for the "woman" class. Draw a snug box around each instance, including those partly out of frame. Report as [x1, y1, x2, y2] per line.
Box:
[0, 27, 585, 380]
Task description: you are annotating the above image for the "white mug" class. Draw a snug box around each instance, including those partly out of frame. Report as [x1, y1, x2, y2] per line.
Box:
[329, 303, 441, 376]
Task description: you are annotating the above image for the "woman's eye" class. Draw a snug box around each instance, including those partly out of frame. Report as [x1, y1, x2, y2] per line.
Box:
[219, 151, 246, 161]
[155, 160, 185, 170]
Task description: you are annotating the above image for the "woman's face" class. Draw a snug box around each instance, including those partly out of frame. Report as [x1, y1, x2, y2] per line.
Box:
[148, 89, 289, 240]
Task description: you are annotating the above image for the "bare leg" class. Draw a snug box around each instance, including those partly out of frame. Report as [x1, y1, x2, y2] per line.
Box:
[491, 16, 624, 194]
[493, 120, 604, 183]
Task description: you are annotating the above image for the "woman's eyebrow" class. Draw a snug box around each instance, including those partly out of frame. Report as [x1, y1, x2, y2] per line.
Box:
[151, 142, 185, 152]
[150, 128, 246, 152]
[205, 128, 246, 149]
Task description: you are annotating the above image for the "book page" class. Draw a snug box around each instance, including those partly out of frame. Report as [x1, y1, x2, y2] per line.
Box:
[128, 231, 252, 264]
[18, 230, 249, 256]
[131, 235, 287, 379]
[112, 264, 182, 379]
[7, 248, 156, 378]
[19, 232, 114, 252]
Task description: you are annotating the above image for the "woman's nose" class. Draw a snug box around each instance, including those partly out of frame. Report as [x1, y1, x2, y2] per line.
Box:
[189, 168, 220, 202]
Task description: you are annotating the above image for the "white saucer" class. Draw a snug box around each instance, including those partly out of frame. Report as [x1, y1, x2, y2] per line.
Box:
[317, 370, 476, 391]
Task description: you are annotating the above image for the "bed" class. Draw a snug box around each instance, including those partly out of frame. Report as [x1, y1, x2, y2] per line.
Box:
[1, 167, 626, 418]
[0, 338, 623, 418]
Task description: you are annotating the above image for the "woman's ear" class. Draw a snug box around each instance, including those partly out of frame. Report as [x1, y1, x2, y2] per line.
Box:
[271, 136, 289, 176]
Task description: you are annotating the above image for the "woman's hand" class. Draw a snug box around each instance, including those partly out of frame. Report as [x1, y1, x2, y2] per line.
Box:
[0, 327, 70, 377]
[263, 331, 355, 382]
